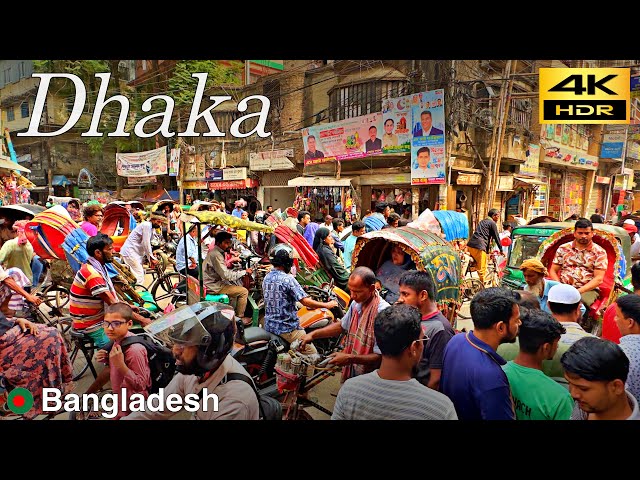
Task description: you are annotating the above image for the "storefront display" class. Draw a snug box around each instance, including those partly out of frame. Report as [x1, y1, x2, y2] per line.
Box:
[293, 186, 357, 223]
[548, 170, 585, 219]
[530, 168, 549, 218]
[0, 171, 31, 205]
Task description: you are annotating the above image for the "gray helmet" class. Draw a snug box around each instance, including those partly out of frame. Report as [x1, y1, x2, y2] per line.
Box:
[149, 302, 236, 376]
[269, 243, 294, 273]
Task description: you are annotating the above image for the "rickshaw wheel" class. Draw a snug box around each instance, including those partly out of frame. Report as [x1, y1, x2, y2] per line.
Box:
[460, 278, 483, 302]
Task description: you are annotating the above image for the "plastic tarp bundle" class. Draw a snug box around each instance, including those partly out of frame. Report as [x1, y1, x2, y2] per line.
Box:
[407, 209, 442, 236]
[364, 216, 386, 233]
[431, 210, 469, 241]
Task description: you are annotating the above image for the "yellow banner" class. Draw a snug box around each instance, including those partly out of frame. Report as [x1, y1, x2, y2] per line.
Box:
[540, 68, 630, 124]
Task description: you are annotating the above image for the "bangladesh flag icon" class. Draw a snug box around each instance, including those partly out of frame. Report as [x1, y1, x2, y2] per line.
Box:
[7, 388, 34, 415]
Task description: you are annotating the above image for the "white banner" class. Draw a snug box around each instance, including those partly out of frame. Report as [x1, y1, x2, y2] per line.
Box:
[128, 176, 157, 186]
[223, 167, 248, 180]
[249, 149, 295, 171]
[116, 146, 168, 177]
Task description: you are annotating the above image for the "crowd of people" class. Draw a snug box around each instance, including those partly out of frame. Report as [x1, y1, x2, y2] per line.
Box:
[4, 192, 640, 422]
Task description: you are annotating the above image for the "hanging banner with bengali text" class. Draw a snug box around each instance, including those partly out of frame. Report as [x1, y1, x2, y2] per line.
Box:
[128, 176, 157, 186]
[411, 89, 446, 185]
[116, 146, 168, 177]
[302, 112, 383, 166]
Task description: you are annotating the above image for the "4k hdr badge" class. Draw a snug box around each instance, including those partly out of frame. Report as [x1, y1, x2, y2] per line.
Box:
[540, 68, 630, 124]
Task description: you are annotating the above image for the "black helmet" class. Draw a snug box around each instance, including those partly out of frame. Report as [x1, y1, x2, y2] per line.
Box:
[149, 302, 236, 376]
[269, 243, 294, 273]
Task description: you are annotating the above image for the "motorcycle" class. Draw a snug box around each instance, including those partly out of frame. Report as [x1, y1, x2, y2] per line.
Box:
[232, 280, 347, 397]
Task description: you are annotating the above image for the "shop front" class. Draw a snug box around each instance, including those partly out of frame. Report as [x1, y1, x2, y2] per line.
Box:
[208, 178, 260, 215]
[250, 149, 299, 212]
[182, 180, 210, 205]
[287, 176, 359, 224]
[592, 175, 611, 215]
[0, 155, 32, 205]
[259, 171, 299, 213]
[540, 148, 598, 219]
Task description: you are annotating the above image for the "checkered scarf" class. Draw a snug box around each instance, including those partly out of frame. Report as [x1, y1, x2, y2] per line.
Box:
[341, 291, 381, 382]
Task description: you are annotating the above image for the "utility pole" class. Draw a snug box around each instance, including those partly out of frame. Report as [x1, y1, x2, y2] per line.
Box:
[485, 60, 516, 218]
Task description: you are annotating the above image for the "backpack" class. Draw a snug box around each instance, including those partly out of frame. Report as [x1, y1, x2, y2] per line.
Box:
[120, 333, 176, 394]
[222, 372, 282, 421]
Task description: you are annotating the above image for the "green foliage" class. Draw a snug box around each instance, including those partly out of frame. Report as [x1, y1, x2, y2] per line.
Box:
[168, 60, 243, 106]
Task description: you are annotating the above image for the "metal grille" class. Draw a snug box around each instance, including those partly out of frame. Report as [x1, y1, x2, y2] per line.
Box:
[261, 171, 300, 187]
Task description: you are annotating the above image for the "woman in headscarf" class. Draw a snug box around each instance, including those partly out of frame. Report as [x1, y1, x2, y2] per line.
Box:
[375, 244, 414, 304]
[0, 264, 73, 419]
[313, 227, 349, 291]
[520, 258, 584, 315]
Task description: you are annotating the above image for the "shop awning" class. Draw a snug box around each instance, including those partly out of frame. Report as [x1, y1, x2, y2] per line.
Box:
[52, 175, 72, 186]
[514, 176, 547, 185]
[288, 176, 356, 187]
[0, 155, 30, 174]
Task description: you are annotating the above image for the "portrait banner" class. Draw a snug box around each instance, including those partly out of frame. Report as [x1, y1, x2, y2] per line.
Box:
[410, 89, 446, 185]
[381, 94, 414, 153]
[302, 112, 383, 166]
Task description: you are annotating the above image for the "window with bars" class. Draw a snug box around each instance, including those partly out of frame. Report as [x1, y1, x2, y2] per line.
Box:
[21, 101, 29, 118]
[6, 106, 14, 122]
[329, 80, 408, 121]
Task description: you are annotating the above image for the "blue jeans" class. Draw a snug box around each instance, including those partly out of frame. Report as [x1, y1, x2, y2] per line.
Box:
[31, 255, 44, 288]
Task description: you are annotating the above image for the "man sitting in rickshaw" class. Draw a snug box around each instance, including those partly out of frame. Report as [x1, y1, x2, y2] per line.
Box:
[70, 234, 151, 349]
[203, 231, 253, 326]
[548, 218, 607, 309]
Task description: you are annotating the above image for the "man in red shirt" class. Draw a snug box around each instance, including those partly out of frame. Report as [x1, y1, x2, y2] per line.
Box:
[602, 263, 640, 343]
[70, 233, 149, 349]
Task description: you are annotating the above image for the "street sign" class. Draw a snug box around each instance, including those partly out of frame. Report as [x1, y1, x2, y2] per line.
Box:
[456, 173, 482, 185]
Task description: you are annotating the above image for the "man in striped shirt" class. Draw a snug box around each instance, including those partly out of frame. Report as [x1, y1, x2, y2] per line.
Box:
[332, 304, 458, 420]
[70, 234, 149, 349]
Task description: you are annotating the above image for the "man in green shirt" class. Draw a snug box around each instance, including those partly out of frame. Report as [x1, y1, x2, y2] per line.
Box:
[503, 309, 574, 420]
[0, 220, 34, 281]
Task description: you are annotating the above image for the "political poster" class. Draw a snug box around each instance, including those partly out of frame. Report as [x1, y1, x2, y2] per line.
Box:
[302, 112, 383, 166]
[410, 89, 446, 185]
[381, 94, 413, 153]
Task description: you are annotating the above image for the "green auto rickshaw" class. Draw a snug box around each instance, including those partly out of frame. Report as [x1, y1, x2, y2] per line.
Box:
[501, 222, 632, 330]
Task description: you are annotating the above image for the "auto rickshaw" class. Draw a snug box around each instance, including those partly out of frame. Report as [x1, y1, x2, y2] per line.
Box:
[177, 209, 275, 326]
[501, 222, 632, 331]
[352, 226, 462, 326]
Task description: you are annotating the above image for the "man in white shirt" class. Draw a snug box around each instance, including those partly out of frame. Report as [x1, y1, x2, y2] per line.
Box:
[413, 146, 432, 178]
[120, 214, 166, 286]
[623, 220, 640, 258]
